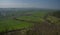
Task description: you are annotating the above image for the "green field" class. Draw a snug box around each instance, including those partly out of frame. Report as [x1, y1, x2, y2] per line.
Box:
[0, 11, 47, 32]
[0, 19, 33, 32]
[0, 10, 60, 34]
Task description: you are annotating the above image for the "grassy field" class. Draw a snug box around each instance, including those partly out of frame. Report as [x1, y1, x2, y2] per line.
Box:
[0, 11, 47, 32]
[0, 10, 60, 35]
[17, 12, 48, 22]
[0, 11, 57, 32]
[0, 18, 33, 32]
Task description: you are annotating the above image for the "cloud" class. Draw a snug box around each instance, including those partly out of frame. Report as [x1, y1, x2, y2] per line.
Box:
[0, 3, 34, 8]
[0, 1, 59, 10]
[0, 2, 41, 8]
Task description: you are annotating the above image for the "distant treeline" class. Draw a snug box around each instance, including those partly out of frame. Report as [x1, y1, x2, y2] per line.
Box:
[49, 10, 60, 18]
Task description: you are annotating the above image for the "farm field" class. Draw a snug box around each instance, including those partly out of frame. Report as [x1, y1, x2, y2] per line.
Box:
[0, 10, 48, 32]
[0, 8, 60, 35]
[0, 18, 33, 32]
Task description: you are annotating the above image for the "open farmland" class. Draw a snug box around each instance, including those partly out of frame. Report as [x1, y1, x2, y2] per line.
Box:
[0, 10, 47, 32]
[0, 8, 60, 35]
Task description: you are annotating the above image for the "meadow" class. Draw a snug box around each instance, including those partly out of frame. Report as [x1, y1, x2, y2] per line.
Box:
[0, 9, 60, 35]
[0, 10, 48, 32]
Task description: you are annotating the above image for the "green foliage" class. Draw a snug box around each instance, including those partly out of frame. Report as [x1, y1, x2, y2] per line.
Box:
[50, 10, 60, 18]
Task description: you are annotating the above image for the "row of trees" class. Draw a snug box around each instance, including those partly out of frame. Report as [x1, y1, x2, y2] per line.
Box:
[49, 10, 60, 18]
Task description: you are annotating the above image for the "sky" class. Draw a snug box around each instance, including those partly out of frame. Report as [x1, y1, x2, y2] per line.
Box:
[0, 0, 60, 9]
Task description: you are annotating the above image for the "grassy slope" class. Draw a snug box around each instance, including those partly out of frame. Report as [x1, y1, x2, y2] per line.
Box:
[0, 11, 50, 32]
[0, 19, 32, 32]
[17, 11, 47, 22]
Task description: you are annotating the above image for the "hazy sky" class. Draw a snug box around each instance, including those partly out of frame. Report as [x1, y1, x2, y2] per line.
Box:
[0, 0, 60, 9]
